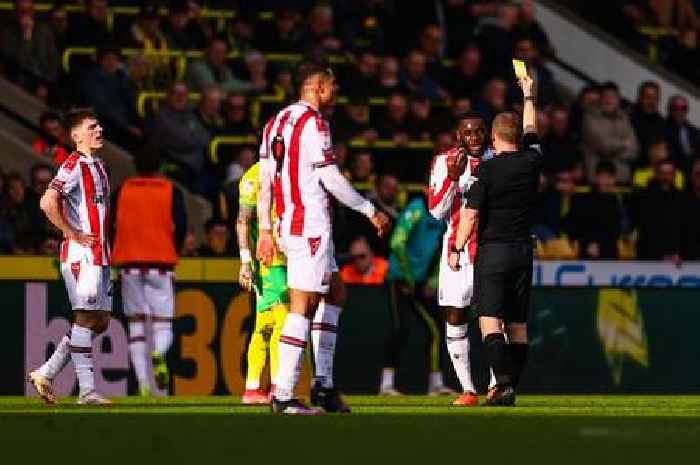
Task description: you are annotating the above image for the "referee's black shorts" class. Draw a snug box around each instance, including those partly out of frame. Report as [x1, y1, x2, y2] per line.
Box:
[474, 241, 533, 323]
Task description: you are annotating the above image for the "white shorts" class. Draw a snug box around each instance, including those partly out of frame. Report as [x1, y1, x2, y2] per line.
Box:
[60, 262, 113, 311]
[438, 243, 474, 308]
[120, 269, 174, 319]
[279, 232, 338, 294]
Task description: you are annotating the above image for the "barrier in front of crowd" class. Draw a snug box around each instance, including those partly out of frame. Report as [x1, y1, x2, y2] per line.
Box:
[3, 257, 700, 397]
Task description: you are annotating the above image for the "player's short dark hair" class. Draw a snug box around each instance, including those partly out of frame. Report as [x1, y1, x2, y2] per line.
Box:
[39, 111, 62, 126]
[458, 112, 486, 124]
[295, 61, 334, 90]
[64, 107, 97, 132]
[595, 160, 617, 175]
[134, 145, 162, 175]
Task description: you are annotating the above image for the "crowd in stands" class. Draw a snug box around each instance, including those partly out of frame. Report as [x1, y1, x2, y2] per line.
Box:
[576, 0, 700, 86]
[0, 0, 699, 265]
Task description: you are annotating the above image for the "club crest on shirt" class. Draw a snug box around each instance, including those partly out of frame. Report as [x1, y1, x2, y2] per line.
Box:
[308, 236, 322, 256]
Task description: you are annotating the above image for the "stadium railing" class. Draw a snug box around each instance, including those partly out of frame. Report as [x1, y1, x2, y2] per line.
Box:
[637, 26, 678, 63]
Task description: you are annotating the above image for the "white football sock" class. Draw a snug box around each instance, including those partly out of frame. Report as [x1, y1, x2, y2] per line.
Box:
[311, 302, 340, 389]
[38, 334, 71, 380]
[381, 368, 395, 391]
[128, 320, 149, 389]
[274, 313, 309, 401]
[153, 318, 173, 356]
[446, 323, 476, 393]
[70, 324, 95, 397]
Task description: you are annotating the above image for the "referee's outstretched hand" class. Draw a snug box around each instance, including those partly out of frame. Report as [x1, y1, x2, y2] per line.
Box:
[370, 211, 391, 237]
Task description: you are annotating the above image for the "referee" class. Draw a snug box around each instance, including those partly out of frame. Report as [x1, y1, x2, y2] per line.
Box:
[450, 75, 540, 406]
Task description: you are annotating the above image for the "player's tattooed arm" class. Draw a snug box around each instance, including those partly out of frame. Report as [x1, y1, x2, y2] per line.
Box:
[519, 75, 536, 135]
[40, 189, 96, 247]
[256, 159, 276, 265]
[236, 205, 254, 291]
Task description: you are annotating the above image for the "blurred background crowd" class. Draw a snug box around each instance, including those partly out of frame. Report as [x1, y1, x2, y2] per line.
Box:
[0, 0, 699, 274]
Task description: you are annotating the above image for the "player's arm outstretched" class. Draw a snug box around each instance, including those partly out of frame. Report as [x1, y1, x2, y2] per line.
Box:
[236, 186, 256, 291]
[428, 152, 463, 220]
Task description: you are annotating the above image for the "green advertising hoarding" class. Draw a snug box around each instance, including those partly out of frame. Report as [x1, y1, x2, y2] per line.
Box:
[4, 279, 700, 396]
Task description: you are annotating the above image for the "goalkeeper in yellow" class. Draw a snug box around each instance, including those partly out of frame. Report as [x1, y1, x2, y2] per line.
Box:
[237, 161, 289, 404]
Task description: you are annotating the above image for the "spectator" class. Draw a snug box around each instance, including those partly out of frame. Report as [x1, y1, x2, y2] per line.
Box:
[515, 0, 554, 58]
[241, 50, 271, 94]
[447, 43, 487, 101]
[127, 53, 155, 96]
[1, 0, 59, 96]
[535, 168, 578, 240]
[334, 92, 378, 142]
[632, 140, 685, 190]
[180, 230, 198, 257]
[186, 37, 250, 93]
[350, 151, 376, 184]
[336, 0, 388, 53]
[0, 173, 35, 253]
[183, 0, 212, 47]
[510, 36, 558, 107]
[649, 0, 700, 30]
[126, 3, 167, 51]
[67, 0, 114, 47]
[197, 218, 236, 257]
[666, 28, 700, 84]
[256, 6, 304, 52]
[541, 105, 583, 177]
[226, 15, 255, 53]
[630, 81, 667, 166]
[477, 1, 519, 79]
[226, 145, 256, 185]
[194, 84, 225, 136]
[581, 82, 639, 184]
[149, 82, 210, 193]
[376, 92, 411, 144]
[564, 161, 626, 259]
[665, 95, 700, 172]
[434, 131, 455, 154]
[632, 159, 682, 261]
[342, 50, 380, 96]
[80, 46, 142, 149]
[340, 236, 388, 285]
[223, 93, 255, 135]
[301, 3, 343, 53]
[418, 24, 448, 85]
[48, 4, 69, 52]
[32, 111, 71, 167]
[375, 56, 401, 96]
[26, 163, 54, 244]
[400, 50, 445, 102]
[474, 77, 508, 122]
[407, 93, 437, 140]
[681, 159, 700, 259]
[162, 0, 206, 50]
[366, 173, 401, 222]
[570, 84, 601, 138]
[273, 66, 295, 100]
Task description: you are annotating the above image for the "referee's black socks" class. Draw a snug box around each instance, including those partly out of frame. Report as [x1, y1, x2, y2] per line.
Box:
[483, 333, 513, 387]
[508, 343, 528, 388]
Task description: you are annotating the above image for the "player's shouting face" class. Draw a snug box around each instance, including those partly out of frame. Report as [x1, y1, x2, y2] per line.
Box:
[72, 117, 104, 151]
[457, 117, 486, 158]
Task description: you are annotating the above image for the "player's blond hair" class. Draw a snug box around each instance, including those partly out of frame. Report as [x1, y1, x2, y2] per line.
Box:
[492, 111, 521, 145]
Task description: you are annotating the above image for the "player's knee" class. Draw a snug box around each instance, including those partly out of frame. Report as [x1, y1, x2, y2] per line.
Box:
[506, 323, 527, 344]
[479, 316, 503, 340]
[445, 307, 466, 325]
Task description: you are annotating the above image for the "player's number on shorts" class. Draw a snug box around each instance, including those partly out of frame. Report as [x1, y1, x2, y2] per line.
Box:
[271, 135, 285, 174]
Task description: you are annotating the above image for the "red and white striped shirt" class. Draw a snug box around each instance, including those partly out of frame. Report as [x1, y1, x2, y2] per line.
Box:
[428, 148, 480, 263]
[49, 151, 111, 265]
[260, 101, 373, 238]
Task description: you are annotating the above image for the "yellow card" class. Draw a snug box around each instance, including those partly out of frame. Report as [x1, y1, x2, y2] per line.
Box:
[512, 59, 528, 78]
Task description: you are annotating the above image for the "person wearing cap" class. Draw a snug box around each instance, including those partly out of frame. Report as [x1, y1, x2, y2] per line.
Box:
[125, 3, 172, 88]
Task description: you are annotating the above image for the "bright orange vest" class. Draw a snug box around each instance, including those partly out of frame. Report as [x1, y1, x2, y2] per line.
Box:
[112, 176, 177, 266]
[339, 257, 389, 285]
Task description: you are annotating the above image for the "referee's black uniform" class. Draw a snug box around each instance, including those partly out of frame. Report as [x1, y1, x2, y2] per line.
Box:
[464, 132, 542, 324]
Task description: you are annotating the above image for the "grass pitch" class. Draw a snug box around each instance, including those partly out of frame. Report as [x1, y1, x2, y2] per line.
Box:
[1, 395, 698, 464]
